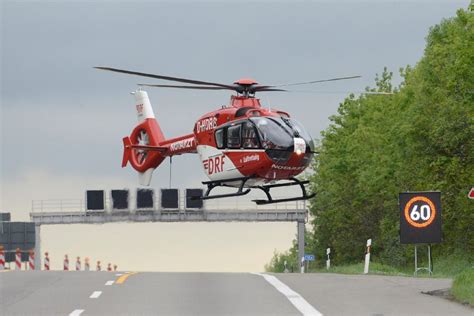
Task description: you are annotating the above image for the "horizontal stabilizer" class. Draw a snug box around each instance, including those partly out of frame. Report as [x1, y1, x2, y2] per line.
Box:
[127, 144, 167, 152]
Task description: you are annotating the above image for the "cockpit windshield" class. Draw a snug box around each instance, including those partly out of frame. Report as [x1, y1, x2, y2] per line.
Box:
[250, 117, 293, 149]
[250, 117, 314, 151]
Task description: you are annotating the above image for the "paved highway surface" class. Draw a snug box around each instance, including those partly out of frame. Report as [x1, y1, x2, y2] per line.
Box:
[1, 270, 471, 315]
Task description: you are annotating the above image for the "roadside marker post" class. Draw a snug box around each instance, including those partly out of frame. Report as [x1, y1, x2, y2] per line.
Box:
[28, 250, 35, 270]
[0, 246, 5, 270]
[96, 260, 101, 271]
[15, 248, 21, 270]
[364, 239, 372, 274]
[44, 252, 50, 270]
[326, 248, 331, 270]
[76, 257, 81, 271]
[64, 254, 69, 271]
[84, 257, 90, 271]
[300, 256, 305, 274]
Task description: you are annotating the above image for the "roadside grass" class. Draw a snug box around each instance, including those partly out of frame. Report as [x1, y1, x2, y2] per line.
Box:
[310, 262, 410, 276]
[451, 268, 474, 306]
[308, 255, 472, 278]
[305, 256, 473, 307]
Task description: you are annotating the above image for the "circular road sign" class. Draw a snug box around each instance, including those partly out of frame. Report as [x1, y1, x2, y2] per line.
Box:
[404, 196, 436, 228]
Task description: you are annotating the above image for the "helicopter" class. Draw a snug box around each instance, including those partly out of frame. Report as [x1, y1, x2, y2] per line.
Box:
[95, 67, 360, 204]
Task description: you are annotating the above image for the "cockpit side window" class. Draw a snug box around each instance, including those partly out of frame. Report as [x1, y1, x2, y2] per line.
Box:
[227, 125, 241, 149]
[215, 128, 225, 149]
[242, 122, 259, 149]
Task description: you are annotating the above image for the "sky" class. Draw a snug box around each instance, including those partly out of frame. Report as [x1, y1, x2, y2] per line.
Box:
[1, 0, 469, 271]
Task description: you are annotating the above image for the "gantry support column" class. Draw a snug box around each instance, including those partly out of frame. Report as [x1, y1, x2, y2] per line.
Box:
[34, 224, 41, 270]
[297, 220, 305, 273]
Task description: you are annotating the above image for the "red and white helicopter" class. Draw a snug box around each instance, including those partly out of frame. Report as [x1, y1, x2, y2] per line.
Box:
[95, 67, 360, 204]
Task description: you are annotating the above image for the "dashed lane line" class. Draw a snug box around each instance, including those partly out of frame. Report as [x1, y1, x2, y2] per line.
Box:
[89, 291, 102, 299]
[252, 273, 322, 316]
[105, 280, 114, 286]
[69, 309, 84, 316]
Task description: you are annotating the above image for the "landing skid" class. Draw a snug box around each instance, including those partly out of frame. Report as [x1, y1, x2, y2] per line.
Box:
[198, 176, 315, 205]
[199, 176, 253, 200]
[252, 177, 315, 205]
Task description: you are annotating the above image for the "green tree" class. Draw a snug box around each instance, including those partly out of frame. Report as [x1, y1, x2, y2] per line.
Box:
[265, 7, 474, 271]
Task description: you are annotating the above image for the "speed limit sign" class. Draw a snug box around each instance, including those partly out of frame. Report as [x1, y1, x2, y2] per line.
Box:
[399, 192, 442, 244]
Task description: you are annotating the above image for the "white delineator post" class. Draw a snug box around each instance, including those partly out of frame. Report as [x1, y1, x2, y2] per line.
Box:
[326, 248, 331, 270]
[44, 252, 50, 270]
[15, 248, 21, 270]
[364, 239, 372, 274]
[64, 255, 69, 271]
[76, 257, 81, 271]
[28, 250, 35, 270]
[0, 246, 5, 270]
[300, 256, 305, 274]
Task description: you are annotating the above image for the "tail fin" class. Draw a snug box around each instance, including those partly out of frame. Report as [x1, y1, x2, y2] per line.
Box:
[123, 90, 167, 185]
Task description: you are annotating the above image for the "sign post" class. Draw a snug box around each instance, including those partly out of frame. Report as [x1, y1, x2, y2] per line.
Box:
[399, 192, 442, 276]
[304, 254, 315, 272]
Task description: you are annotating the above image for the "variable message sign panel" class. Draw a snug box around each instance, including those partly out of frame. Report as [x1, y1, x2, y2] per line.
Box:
[137, 189, 154, 209]
[399, 192, 442, 244]
[185, 189, 204, 209]
[86, 190, 105, 211]
[111, 190, 129, 210]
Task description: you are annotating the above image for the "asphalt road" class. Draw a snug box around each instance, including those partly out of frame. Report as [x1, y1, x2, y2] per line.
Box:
[0, 270, 471, 315]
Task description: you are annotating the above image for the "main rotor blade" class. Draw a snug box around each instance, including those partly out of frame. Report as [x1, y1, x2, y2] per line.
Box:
[94, 67, 235, 89]
[253, 87, 288, 92]
[285, 90, 393, 95]
[271, 75, 362, 88]
[138, 84, 233, 90]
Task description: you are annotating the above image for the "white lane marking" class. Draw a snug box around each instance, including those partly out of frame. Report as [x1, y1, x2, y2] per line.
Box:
[69, 309, 84, 316]
[252, 273, 322, 316]
[105, 280, 114, 286]
[89, 291, 102, 299]
[115, 273, 123, 276]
